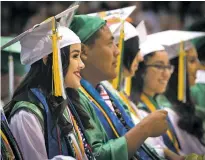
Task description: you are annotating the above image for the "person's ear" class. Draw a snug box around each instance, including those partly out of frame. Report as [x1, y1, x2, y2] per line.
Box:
[81, 43, 89, 61]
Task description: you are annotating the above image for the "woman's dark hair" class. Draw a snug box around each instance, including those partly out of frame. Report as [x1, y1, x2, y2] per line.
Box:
[164, 57, 205, 145]
[131, 52, 156, 103]
[123, 36, 140, 71]
[12, 46, 92, 130]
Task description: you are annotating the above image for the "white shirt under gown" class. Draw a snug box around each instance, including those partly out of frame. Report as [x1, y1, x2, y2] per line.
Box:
[10, 110, 76, 160]
[165, 108, 205, 155]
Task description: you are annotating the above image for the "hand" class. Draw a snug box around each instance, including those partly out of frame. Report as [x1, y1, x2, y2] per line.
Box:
[141, 110, 168, 137]
[164, 148, 185, 160]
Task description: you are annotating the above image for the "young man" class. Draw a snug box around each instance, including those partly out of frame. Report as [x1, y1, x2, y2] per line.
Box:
[70, 15, 168, 160]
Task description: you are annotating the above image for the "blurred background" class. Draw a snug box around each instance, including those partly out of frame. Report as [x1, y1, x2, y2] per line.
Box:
[1, 1, 205, 36]
[1, 1, 205, 105]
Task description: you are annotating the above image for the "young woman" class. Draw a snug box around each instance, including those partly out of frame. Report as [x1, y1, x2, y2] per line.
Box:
[162, 49, 205, 154]
[103, 31, 185, 160]
[6, 25, 95, 160]
[132, 43, 205, 155]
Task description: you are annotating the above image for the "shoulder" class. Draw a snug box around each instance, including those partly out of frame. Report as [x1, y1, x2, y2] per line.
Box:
[78, 89, 98, 118]
[10, 101, 44, 128]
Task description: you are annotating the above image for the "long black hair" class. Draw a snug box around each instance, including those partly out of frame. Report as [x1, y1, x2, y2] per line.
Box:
[123, 36, 140, 71]
[131, 52, 155, 103]
[164, 57, 205, 145]
[11, 46, 92, 130]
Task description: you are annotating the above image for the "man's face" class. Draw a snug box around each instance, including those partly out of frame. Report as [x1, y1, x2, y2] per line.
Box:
[85, 25, 119, 81]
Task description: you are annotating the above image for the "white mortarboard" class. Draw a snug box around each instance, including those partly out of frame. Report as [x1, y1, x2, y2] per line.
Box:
[110, 20, 147, 44]
[20, 24, 80, 65]
[1, 5, 80, 99]
[88, 6, 136, 34]
[140, 41, 165, 57]
[144, 30, 205, 59]
[1, 5, 80, 65]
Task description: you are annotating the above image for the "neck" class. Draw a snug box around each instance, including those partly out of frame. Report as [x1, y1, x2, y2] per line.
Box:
[81, 66, 103, 88]
[123, 67, 131, 78]
[142, 87, 155, 97]
[188, 75, 195, 87]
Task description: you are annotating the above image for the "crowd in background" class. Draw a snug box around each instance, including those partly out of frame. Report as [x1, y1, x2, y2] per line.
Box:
[1, 1, 205, 36]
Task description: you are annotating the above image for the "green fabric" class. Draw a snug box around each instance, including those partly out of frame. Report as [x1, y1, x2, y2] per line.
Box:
[156, 94, 172, 109]
[185, 20, 205, 61]
[190, 83, 205, 109]
[78, 89, 129, 160]
[10, 101, 44, 128]
[1, 51, 26, 76]
[70, 15, 106, 43]
[185, 153, 205, 160]
[1, 37, 26, 76]
[1, 37, 21, 53]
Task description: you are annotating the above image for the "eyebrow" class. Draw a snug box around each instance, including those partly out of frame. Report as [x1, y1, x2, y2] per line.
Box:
[71, 50, 81, 53]
[152, 61, 166, 65]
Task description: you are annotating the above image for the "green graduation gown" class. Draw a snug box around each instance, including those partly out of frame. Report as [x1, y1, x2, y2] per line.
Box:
[79, 90, 129, 160]
[190, 83, 205, 109]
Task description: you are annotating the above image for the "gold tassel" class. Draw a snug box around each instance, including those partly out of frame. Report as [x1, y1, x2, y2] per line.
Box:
[51, 17, 63, 97]
[111, 20, 125, 90]
[124, 77, 131, 96]
[178, 41, 186, 102]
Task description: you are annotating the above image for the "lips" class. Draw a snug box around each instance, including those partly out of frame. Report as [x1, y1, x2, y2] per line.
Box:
[74, 71, 81, 79]
[112, 61, 117, 68]
[159, 80, 168, 85]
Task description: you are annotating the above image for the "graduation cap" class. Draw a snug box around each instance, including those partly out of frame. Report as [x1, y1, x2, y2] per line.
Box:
[1, 5, 80, 99]
[110, 20, 147, 95]
[144, 30, 205, 59]
[110, 20, 147, 44]
[142, 30, 205, 102]
[88, 6, 136, 36]
[140, 41, 165, 57]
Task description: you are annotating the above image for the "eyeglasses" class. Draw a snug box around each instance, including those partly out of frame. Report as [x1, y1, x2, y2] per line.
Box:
[146, 64, 174, 73]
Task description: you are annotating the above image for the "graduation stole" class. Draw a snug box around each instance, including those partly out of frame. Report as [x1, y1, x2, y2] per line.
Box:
[1, 111, 23, 160]
[79, 84, 120, 138]
[30, 88, 87, 159]
[119, 91, 141, 119]
[140, 93, 180, 153]
[119, 76, 141, 119]
[0, 130, 15, 160]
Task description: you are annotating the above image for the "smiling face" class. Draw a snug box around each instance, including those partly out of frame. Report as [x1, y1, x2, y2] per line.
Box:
[143, 50, 173, 96]
[64, 43, 85, 89]
[82, 25, 120, 83]
[186, 47, 200, 86]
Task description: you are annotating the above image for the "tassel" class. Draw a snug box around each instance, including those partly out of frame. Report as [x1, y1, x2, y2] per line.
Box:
[177, 41, 186, 102]
[111, 20, 125, 90]
[124, 77, 131, 97]
[51, 17, 66, 99]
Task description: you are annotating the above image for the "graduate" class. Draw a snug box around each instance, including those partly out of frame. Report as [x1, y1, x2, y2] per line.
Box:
[2, 6, 96, 160]
[187, 20, 205, 109]
[132, 30, 205, 155]
[70, 12, 169, 160]
[101, 20, 185, 160]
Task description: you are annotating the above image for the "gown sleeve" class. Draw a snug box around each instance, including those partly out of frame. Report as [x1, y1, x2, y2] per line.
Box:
[9, 106, 76, 160]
